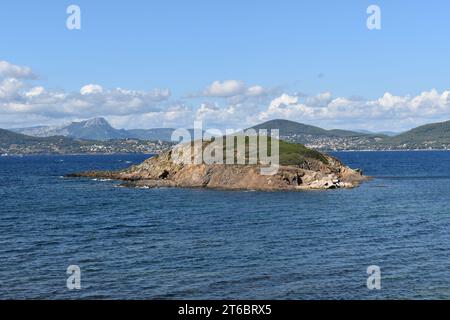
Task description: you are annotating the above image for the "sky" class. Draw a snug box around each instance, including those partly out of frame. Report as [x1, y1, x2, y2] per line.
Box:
[1, 0, 450, 131]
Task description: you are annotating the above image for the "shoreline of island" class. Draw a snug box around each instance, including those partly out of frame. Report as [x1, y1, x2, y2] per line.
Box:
[67, 140, 371, 191]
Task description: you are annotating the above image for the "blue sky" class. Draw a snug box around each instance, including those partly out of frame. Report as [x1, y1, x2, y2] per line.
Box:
[1, 0, 450, 131]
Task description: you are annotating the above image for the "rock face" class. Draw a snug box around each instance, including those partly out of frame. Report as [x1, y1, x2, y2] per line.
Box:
[69, 141, 369, 191]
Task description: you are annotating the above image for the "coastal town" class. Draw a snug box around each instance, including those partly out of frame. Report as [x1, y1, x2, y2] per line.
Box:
[0, 136, 172, 156]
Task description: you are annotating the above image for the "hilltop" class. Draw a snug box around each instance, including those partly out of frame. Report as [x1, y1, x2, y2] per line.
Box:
[251, 119, 369, 138]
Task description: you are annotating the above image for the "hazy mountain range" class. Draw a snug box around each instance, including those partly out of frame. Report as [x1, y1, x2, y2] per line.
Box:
[355, 130, 400, 137]
[3, 117, 450, 153]
[12, 118, 163, 141]
[12, 118, 199, 142]
[11, 117, 395, 141]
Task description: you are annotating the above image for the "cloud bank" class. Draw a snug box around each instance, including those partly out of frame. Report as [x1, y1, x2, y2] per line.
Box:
[1, 60, 450, 131]
[0, 60, 36, 79]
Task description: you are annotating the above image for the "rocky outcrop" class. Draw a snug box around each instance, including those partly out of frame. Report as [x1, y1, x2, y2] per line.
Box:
[69, 141, 369, 191]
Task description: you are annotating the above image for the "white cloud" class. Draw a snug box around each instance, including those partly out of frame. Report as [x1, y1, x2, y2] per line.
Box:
[3, 60, 450, 132]
[25, 86, 45, 98]
[268, 94, 298, 111]
[80, 84, 103, 95]
[0, 60, 35, 79]
[0, 83, 172, 120]
[108, 104, 193, 129]
[0, 60, 177, 128]
[199, 80, 267, 98]
[0, 78, 23, 99]
[0, 60, 172, 123]
[246, 85, 265, 97]
[259, 90, 450, 131]
[203, 80, 246, 97]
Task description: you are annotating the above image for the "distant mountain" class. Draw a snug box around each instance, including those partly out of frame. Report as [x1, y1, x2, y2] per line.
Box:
[0, 128, 51, 144]
[63, 117, 131, 140]
[0, 128, 171, 155]
[250, 119, 382, 138]
[356, 130, 400, 137]
[13, 118, 131, 141]
[8, 117, 450, 151]
[0, 128, 82, 154]
[383, 120, 450, 149]
[11, 125, 68, 138]
[127, 128, 175, 141]
[248, 119, 387, 150]
[13, 118, 202, 142]
[250, 119, 450, 150]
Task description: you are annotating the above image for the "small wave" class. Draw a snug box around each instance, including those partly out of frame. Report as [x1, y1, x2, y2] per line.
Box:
[91, 178, 112, 182]
[376, 175, 450, 180]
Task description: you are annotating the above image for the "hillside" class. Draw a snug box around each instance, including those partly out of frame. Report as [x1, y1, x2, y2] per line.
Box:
[0, 129, 171, 155]
[0, 128, 74, 145]
[250, 119, 367, 138]
[250, 119, 386, 150]
[383, 120, 450, 149]
[0, 128, 42, 144]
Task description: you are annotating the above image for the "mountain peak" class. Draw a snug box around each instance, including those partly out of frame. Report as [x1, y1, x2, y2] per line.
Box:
[82, 117, 110, 128]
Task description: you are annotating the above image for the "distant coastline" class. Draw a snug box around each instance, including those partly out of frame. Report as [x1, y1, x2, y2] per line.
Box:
[3, 149, 450, 158]
[3, 118, 450, 155]
[327, 149, 450, 152]
[0, 152, 159, 157]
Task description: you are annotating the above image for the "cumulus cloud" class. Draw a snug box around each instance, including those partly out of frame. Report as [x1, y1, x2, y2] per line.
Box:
[3, 60, 450, 132]
[107, 103, 194, 129]
[0, 60, 35, 79]
[0, 60, 173, 126]
[25, 86, 45, 98]
[203, 80, 246, 97]
[195, 80, 268, 99]
[259, 89, 450, 131]
[1, 85, 172, 119]
[268, 94, 299, 110]
[0, 78, 24, 99]
[80, 84, 103, 95]
[246, 85, 266, 97]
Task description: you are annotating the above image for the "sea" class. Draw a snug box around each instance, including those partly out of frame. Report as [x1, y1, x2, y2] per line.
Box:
[1, 151, 450, 299]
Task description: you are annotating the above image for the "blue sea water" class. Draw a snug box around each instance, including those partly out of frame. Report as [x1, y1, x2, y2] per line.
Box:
[1, 151, 450, 300]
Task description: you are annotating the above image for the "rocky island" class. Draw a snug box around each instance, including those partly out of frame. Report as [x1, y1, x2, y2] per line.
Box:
[69, 138, 368, 191]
